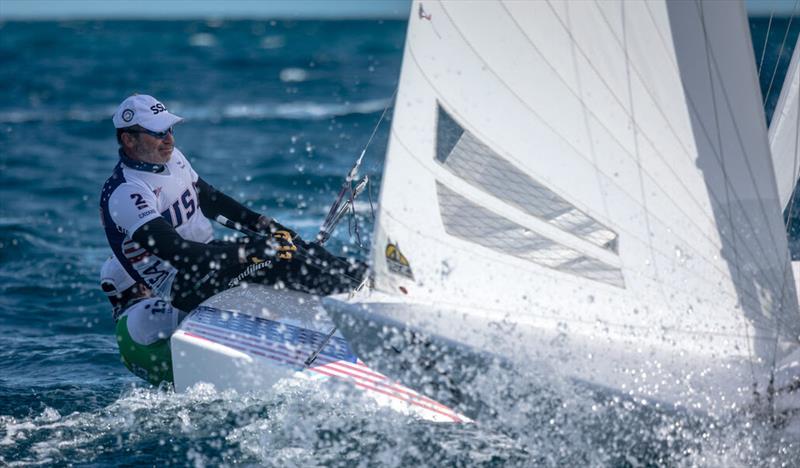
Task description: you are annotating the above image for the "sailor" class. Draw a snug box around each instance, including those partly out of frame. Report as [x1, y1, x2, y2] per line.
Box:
[100, 256, 184, 385]
[100, 94, 364, 311]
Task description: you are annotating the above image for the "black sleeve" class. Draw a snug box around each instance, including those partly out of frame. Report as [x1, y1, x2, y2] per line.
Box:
[132, 217, 244, 269]
[196, 177, 262, 228]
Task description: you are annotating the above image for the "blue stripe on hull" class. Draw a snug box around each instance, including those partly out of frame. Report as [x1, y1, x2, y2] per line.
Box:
[191, 306, 358, 363]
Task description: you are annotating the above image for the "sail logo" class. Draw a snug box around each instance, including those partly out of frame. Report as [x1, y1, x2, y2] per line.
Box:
[385, 241, 414, 280]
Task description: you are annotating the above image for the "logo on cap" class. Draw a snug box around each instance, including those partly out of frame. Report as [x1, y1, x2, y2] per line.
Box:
[122, 109, 134, 122]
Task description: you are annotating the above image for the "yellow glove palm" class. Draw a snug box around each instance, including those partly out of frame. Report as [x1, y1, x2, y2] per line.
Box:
[271, 230, 297, 260]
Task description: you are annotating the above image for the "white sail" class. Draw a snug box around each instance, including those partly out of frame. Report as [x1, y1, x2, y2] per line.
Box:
[326, 0, 800, 413]
[768, 35, 800, 211]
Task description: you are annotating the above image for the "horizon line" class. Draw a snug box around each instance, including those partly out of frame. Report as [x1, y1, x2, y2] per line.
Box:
[0, 0, 795, 22]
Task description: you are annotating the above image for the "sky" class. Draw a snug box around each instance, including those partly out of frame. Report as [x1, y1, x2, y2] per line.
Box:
[0, 0, 794, 21]
[0, 0, 413, 20]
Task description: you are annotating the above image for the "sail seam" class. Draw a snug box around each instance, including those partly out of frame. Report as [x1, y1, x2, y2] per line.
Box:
[506, 0, 786, 291]
[434, 2, 780, 287]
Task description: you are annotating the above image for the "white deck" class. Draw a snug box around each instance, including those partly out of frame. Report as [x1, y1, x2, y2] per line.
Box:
[170, 285, 469, 423]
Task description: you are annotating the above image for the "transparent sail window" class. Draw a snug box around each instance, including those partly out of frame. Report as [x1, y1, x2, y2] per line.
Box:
[436, 104, 618, 252]
[437, 183, 625, 288]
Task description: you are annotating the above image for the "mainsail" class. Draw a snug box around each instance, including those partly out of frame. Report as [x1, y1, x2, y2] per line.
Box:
[326, 0, 800, 413]
[768, 36, 800, 212]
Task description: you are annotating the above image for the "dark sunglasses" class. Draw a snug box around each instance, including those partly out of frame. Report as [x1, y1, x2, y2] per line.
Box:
[125, 127, 174, 139]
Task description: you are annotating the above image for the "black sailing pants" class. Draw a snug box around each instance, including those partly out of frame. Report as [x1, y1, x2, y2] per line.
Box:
[170, 240, 367, 311]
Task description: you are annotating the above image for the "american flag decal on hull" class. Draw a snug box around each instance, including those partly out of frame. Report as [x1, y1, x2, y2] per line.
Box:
[179, 306, 469, 423]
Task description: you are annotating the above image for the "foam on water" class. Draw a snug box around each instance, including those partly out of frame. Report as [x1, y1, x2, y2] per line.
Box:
[2, 361, 797, 466]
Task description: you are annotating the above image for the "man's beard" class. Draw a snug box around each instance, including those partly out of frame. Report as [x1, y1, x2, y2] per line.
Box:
[134, 142, 166, 164]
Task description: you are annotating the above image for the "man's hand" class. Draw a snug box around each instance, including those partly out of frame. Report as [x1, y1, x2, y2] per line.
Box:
[253, 216, 298, 240]
[241, 230, 297, 263]
[268, 230, 297, 260]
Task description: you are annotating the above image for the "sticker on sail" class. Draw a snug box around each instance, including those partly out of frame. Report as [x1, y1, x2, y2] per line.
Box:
[385, 241, 414, 280]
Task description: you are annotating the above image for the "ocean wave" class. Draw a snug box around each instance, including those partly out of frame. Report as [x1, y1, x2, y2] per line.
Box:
[188, 33, 218, 48]
[200, 98, 391, 121]
[0, 380, 425, 466]
[0, 98, 391, 125]
[279, 67, 309, 83]
[2, 368, 791, 467]
[259, 35, 286, 50]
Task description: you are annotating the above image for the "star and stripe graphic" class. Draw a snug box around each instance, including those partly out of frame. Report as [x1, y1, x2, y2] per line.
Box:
[176, 306, 468, 423]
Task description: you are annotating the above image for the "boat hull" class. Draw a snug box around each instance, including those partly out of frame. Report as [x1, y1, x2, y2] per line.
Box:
[170, 285, 469, 423]
[323, 291, 796, 420]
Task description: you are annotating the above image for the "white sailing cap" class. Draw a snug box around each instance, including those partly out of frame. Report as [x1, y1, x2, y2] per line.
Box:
[100, 256, 136, 294]
[112, 94, 183, 132]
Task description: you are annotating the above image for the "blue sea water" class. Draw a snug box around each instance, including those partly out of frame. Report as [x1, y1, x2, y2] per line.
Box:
[0, 17, 799, 467]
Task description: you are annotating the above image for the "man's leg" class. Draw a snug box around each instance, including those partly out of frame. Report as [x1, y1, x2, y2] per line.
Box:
[115, 299, 181, 386]
[170, 261, 258, 311]
[170, 245, 367, 310]
[277, 250, 366, 296]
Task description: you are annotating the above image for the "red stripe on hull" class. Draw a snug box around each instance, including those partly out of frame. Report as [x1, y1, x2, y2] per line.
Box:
[176, 328, 464, 422]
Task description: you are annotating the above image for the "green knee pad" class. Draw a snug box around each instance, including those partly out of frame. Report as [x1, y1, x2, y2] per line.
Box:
[115, 316, 174, 385]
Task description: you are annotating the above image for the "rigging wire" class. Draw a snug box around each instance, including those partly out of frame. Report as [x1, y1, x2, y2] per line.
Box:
[763, 0, 799, 108]
[349, 88, 397, 247]
[316, 88, 397, 247]
[359, 87, 399, 176]
[758, 8, 775, 79]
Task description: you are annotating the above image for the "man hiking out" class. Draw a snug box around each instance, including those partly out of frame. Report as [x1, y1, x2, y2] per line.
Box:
[100, 94, 365, 311]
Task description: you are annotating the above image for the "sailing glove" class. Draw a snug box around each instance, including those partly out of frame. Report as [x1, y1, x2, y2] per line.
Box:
[269, 230, 297, 260]
[253, 215, 299, 240]
[239, 230, 298, 264]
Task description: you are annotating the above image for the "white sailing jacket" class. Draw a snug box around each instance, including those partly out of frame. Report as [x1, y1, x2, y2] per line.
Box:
[100, 148, 214, 296]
